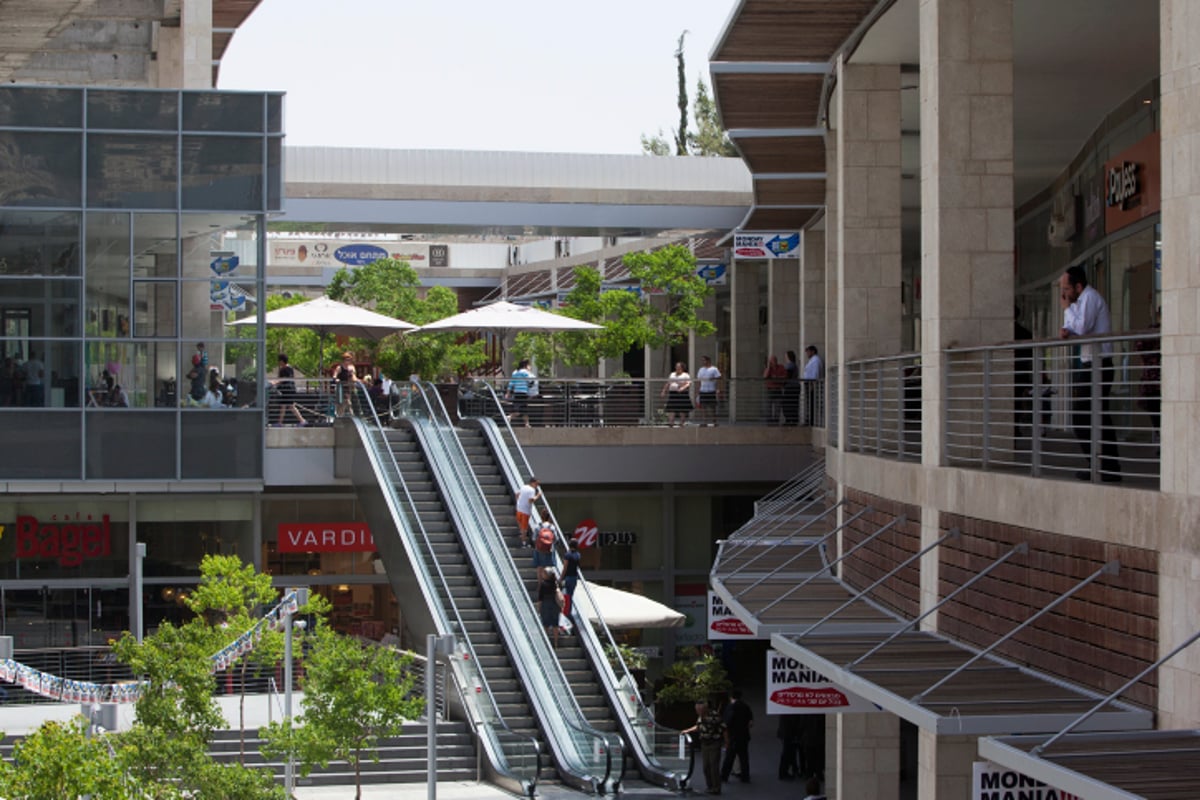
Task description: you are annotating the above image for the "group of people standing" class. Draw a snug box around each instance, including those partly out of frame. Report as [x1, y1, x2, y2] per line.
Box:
[660, 355, 723, 427]
[516, 477, 582, 648]
[0, 351, 45, 407]
[763, 347, 823, 426]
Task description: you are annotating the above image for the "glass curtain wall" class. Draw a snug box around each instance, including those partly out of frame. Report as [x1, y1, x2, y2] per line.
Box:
[0, 87, 282, 481]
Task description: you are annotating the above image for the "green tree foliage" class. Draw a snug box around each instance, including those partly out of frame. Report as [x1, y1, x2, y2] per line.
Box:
[0, 716, 135, 800]
[641, 31, 735, 157]
[326, 258, 487, 380]
[226, 293, 333, 379]
[261, 624, 425, 800]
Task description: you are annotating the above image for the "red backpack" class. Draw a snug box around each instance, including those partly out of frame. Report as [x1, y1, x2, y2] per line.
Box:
[535, 526, 555, 553]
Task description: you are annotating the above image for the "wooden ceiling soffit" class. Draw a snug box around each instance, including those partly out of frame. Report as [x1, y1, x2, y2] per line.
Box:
[742, 207, 819, 232]
[753, 178, 826, 206]
[212, 0, 264, 81]
[736, 136, 826, 174]
[714, 73, 825, 129]
[712, 0, 879, 63]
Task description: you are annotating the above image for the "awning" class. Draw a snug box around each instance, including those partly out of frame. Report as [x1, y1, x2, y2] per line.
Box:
[710, 474, 1154, 737]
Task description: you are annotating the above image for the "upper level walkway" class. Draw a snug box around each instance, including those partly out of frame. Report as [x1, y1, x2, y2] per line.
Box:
[281, 147, 754, 236]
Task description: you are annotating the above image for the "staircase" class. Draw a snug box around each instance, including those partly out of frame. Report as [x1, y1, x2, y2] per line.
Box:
[380, 427, 542, 749]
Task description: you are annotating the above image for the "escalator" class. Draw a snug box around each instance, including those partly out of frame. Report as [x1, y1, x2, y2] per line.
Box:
[346, 385, 624, 794]
[456, 390, 692, 791]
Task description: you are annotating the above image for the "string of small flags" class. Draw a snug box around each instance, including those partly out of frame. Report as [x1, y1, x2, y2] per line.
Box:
[0, 590, 302, 704]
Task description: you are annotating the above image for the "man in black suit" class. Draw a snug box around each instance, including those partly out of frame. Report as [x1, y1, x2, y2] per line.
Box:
[720, 688, 754, 783]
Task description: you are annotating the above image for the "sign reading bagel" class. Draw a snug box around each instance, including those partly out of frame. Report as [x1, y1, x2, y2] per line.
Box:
[277, 522, 375, 553]
[572, 519, 637, 549]
[765, 650, 878, 714]
[12, 514, 113, 567]
[707, 591, 757, 639]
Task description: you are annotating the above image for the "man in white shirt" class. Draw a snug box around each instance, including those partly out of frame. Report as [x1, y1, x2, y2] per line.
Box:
[514, 477, 542, 548]
[695, 355, 722, 426]
[801, 346, 823, 426]
[1059, 266, 1120, 481]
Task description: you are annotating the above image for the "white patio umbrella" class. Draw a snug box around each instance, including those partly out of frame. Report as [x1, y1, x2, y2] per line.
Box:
[573, 583, 687, 630]
[414, 300, 603, 334]
[228, 296, 416, 373]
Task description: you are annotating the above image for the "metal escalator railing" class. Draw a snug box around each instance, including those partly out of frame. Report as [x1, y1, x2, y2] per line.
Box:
[406, 380, 624, 795]
[464, 381, 693, 791]
[342, 383, 541, 796]
[752, 460, 827, 517]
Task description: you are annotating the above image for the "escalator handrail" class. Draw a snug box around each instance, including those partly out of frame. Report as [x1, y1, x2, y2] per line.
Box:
[344, 387, 541, 792]
[406, 381, 620, 793]
[465, 381, 691, 789]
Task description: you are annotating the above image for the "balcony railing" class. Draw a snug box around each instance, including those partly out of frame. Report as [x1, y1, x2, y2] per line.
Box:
[842, 353, 922, 461]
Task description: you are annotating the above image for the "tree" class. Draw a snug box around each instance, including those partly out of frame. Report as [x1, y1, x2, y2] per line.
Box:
[641, 31, 735, 157]
[261, 623, 425, 800]
[0, 716, 136, 800]
[623, 244, 716, 374]
[326, 258, 487, 380]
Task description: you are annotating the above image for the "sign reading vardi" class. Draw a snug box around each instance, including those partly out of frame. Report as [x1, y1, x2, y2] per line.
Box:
[765, 650, 878, 714]
[277, 522, 376, 553]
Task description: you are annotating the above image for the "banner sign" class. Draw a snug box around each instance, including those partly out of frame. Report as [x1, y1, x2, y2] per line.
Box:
[277, 522, 376, 553]
[696, 262, 727, 285]
[765, 650, 878, 714]
[269, 238, 435, 269]
[707, 591, 757, 639]
[972, 762, 1082, 800]
[733, 232, 800, 259]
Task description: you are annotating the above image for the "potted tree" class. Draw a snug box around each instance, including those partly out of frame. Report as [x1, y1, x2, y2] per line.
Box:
[651, 649, 731, 730]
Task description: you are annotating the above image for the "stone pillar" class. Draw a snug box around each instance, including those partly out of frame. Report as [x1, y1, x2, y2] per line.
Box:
[769, 258, 800, 361]
[826, 135, 843, 451]
[836, 713, 900, 800]
[918, 0, 1015, 467]
[801, 230, 826, 359]
[154, 0, 214, 89]
[1157, 0, 1200, 727]
[835, 59, 903, 363]
[917, 731, 977, 800]
[731, 259, 763, 422]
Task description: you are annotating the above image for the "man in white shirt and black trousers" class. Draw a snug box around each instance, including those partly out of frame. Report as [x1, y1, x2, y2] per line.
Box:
[1059, 265, 1121, 482]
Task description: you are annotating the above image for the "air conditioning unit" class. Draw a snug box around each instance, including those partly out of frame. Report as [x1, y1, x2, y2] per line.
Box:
[1047, 186, 1078, 247]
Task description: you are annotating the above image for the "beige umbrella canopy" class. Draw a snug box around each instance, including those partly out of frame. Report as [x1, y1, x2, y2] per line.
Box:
[573, 583, 687, 630]
[415, 300, 603, 333]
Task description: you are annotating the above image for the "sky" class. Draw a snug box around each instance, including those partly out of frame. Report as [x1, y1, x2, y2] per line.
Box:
[218, 0, 737, 155]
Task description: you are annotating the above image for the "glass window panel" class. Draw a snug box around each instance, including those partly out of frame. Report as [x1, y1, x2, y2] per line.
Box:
[0, 87, 82, 128]
[0, 411, 81, 477]
[86, 134, 177, 209]
[180, 215, 259, 278]
[86, 411, 176, 479]
[0, 340, 82, 408]
[133, 281, 176, 338]
[0, 279, 82, 338]
[266, 95, 283, 134]
[84, 340, 176, 409]
[85, 212, 131, 338]
[181, 136, 263, 210]
[182, 92, 263, 133]
[87, 89, 178, 131]
[267, 139, 282, 211]
[132, 212, 177, 277]
[0, 210, 81, 276]
[0, 498, 129, 582]
[180, 411, 262, 480]
[179, 340, 257, 408]
[138, 497, 255, 577]
[0, 132, 82, 207]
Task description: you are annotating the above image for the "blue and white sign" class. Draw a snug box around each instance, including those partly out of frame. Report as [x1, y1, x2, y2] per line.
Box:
[210, 255, 239, 276]
[334, 243, 390, 266]
[696, 263, 727, 285]
[733, 232, 801, 259]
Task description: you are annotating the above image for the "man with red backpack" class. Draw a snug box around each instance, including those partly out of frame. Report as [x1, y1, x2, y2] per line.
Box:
[533, 520, 556, 569]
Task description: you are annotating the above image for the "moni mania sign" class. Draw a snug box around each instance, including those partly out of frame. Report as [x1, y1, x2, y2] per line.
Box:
[765, 650, 878, 714]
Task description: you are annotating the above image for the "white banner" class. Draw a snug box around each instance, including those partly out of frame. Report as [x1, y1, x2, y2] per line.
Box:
[765, 650, 878, 714]
[707, 591, 758, 640]
[268, 238, 433, 269]
[972, 762, 1082, 800]
[732, 232, 800, 259]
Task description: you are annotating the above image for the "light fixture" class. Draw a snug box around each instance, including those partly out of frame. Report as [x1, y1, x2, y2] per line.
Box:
[336, 584, 350, 592]
[307, 568, 321, 576]
[161, 587, 176, 601]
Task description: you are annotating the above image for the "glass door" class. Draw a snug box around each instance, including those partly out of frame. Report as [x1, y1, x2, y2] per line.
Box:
[1, 585, 128, 648]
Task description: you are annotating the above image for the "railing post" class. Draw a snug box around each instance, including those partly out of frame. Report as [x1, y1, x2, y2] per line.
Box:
[875, 361, 884, 456]
[896, 361, 906, 459]
[1090, 356, 1101, 480]
[981, 349, 991, 470]
[1031, 344, 1043, 478]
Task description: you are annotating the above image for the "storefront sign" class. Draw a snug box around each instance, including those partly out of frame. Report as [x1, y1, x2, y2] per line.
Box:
[696, 262, 727, 285]
[277, 522, 376, 553]
[12, 514, 113, 567]
[707, 591, 757, 639]
[1103, 131, 1160, 234]
[972, 762, 1081, 800]
[732, 232, 800, 259]
[673, 586, 709, 647]
[268, 238, 433, 269]
[765, 650, 878, 714]
[429, 244, 449, 267]
[572, 518, 637, 548]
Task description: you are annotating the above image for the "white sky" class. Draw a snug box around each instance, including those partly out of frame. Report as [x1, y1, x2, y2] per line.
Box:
[218, 0, 737, 155]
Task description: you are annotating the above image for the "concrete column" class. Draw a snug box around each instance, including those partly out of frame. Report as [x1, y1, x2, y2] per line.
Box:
[917, 730, 976, 800]
[769, 259, 800, 361]
[918, 0, 1015, 467]
[1157, 0, 1200, 727]
[825, 135, 843, 451]
[835, 59, 903, 363]
[835, 713, 900, 800]
[801, 230, 826, 359]
[731, 259, 763, 422]
[154, 0, 214, 89]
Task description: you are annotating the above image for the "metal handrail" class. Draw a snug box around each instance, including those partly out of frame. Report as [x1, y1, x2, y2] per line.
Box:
[345, 385, 540, 793]
[467, 381, 688, 790]
[408, 380, 620, 794]
[753, 461, 828, 515]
